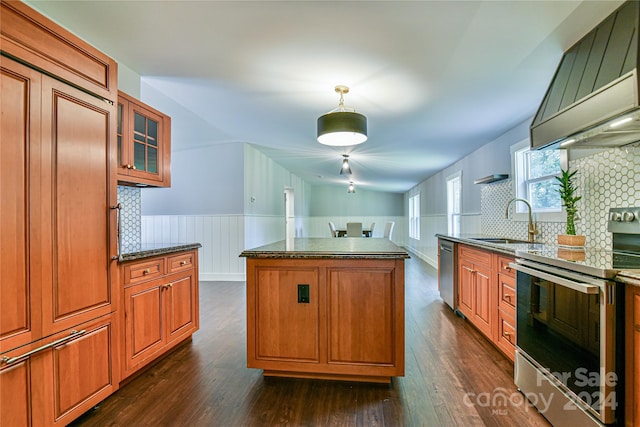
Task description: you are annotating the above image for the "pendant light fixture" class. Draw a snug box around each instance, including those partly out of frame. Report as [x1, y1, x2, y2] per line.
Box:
[347, 182, 356, 193]
[339, 154, 352, 175]
[317, 85, 367, 146]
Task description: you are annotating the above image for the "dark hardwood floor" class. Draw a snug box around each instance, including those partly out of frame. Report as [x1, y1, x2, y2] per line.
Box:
[71, 253, 550, 427]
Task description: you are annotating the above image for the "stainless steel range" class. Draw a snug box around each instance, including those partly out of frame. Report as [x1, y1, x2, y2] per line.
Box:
[511, 207, 640, 427]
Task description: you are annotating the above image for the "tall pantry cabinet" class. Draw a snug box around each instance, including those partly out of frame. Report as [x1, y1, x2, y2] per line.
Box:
[0, 1, 119, 425]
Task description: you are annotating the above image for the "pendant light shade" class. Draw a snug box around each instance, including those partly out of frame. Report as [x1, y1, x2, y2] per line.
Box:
[347, 182, 356, 193]
[317, 86, 367, 147]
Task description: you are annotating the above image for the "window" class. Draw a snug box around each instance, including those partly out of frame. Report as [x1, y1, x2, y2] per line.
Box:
[447, 172, 461, 235]
[409, 193, 420, 239]
[511, 139, 567, 221]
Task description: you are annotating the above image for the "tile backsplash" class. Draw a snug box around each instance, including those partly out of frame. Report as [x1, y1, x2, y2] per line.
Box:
[481, 144, 640, 248]
[117, 186, 141, 246]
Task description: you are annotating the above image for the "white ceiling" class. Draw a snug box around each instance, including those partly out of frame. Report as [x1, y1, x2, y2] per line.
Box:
[27, 0, 623, 193]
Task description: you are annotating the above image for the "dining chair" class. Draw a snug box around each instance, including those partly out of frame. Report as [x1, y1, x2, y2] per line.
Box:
[328, 222, 338, 238]
[369, 222, 376, 237]
[383, 221, 395, 240]
[346, 222, 363, 238]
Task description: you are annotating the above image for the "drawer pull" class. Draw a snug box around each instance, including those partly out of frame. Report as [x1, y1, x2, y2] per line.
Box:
[504, 294, 512, 302]
[163, 283, 173, 289]
[180, 261, 187, 266]
[143, 268, 151, 275]
[0, 330, 86, 366]
[503, 265, 512, 272]
[504, 331, 512, 342]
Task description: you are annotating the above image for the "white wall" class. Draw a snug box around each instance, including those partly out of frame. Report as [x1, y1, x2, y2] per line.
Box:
[142, 142, 244, 215]
[405, 119, 530, 266]
[142, 143, 312, 280]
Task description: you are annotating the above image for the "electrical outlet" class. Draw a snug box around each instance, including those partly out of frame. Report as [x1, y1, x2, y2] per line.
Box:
[297, 284, 309, 303]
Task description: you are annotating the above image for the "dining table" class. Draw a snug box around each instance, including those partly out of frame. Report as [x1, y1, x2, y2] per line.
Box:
[335, 228, 372, 238]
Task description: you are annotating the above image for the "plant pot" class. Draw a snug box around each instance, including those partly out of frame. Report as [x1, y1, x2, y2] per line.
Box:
[557, 234, 586, 247]
[557, 248, 586, 261]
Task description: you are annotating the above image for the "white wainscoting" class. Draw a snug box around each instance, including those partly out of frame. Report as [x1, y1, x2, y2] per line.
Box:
[406, 214, 446, 268]
[407, 213, 481, 268]
[142, 214, 406, 281]
[142, 215, 247, 281]
[406, 213, 481, 269]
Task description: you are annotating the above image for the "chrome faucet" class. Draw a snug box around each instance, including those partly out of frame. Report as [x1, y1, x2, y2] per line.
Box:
[505, 198, 539, 243]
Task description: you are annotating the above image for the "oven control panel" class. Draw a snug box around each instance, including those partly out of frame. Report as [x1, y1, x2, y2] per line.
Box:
[608, 207, 640, 233]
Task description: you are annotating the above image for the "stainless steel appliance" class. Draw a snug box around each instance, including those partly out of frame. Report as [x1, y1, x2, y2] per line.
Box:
[438, 240, 456, 309]
[512, 207, 640, 426]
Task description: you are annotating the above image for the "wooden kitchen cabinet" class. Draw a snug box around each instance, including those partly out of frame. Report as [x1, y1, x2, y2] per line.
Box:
[1, 2, 119, 425]
[117, 90, 171, 187]
[455, 244, 515, 360]
[495, 256, 516, 360]
[246, 257, 405, 383]
[1, 55, 117, 348]
[120, 250, 199, 379]
[626, 284, 640, 427]
[1, 314, 119, 426]
[457, 245, 493, 338]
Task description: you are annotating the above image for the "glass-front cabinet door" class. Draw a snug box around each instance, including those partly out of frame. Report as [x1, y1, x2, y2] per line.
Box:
[117, 91, 171, 187]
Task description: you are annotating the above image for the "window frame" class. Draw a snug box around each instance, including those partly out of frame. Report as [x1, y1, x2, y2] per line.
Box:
[510, 139, 567, 223]
[409, 193, 420, 240]
[446, 171, 462, 235]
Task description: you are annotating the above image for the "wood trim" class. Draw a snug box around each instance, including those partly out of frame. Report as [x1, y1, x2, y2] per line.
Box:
[0, 0, 117, 101]
[626, 286, 640, 427]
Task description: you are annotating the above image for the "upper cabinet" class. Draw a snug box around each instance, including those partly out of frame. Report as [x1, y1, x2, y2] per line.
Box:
[117, 91, 171, 187]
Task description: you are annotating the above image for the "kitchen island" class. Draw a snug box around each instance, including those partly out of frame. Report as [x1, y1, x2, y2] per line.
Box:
[240, 238, 409, 383]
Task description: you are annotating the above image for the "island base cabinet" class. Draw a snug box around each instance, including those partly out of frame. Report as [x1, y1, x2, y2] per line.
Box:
[0, 314, 119, 427]
[254, 267, 319, 362]
[246, 258, 405, 383]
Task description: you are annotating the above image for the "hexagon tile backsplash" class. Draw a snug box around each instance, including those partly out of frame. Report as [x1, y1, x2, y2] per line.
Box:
[481, 144, 640, 249]
[117, 186, 141, 247]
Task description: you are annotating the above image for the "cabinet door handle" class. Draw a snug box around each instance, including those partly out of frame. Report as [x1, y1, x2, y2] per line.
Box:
[463, 266, 476, 274]
[1, 330, 86, 366]
[110, 202, 122, 261]
[163, 283, 173, 289]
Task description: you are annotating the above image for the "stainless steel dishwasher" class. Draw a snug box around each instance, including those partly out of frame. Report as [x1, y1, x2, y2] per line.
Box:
[438, 239, 456, 310]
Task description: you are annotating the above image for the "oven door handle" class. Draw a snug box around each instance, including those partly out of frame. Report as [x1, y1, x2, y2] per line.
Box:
[509, 263, 599, 294]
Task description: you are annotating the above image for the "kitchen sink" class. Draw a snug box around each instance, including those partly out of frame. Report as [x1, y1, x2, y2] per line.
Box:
[470, 237, 531, 244]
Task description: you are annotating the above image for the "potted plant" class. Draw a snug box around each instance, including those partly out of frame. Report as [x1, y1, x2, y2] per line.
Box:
[555, 168, 586, 247]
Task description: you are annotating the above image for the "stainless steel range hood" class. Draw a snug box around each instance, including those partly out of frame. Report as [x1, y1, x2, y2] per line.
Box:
[530, 1, 640, 150]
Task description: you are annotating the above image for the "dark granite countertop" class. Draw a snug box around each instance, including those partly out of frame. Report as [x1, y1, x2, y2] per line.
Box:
[435, 233, 545, 256]
[119, 242, 202, 262]
[240, 238, 410, 259]
[436, 233, 640, 287]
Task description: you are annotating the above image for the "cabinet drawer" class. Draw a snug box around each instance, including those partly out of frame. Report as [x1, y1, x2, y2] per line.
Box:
[168, 251, 195, 273]
[123, 258, 164, 285]
[499, 274, 516, 312]
[497, 256, 515, 278]
[497, 309, 516, 361]
[458, 245, 491, 266]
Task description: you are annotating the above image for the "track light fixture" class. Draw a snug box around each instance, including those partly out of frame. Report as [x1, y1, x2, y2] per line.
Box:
[347, 182, 356, 193]
[340, 154, 352, 175]
[317, 85, 367, 146]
